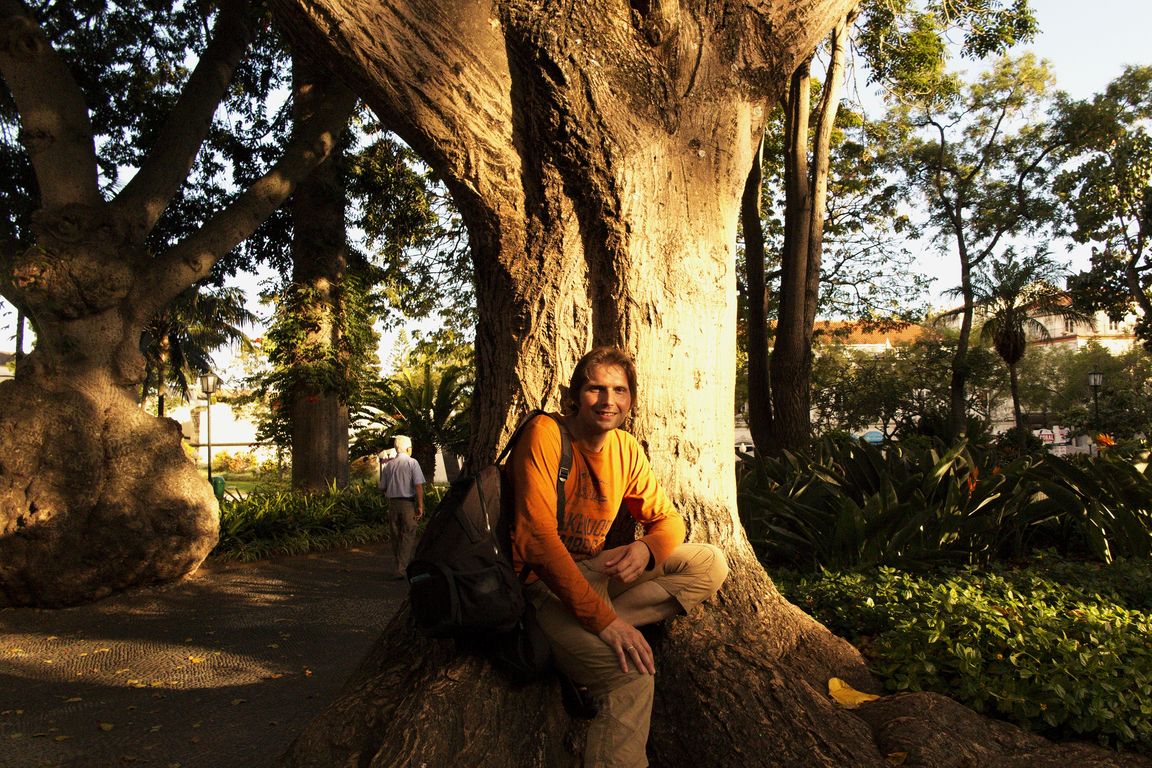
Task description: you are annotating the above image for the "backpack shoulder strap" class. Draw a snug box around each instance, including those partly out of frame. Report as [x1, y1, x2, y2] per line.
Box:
[498, 411, 572, 518]
[541, 413, 572, 527]
[503, 410, 573, 582]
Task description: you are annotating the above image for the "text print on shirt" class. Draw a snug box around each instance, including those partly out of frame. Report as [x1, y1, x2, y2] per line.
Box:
[559, 511, 613, 556]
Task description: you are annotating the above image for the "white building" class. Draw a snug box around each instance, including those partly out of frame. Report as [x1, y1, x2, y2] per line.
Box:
[1026, 307, 1141, 355]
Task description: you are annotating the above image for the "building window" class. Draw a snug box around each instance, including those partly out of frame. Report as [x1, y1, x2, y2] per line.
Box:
[1064, 318, 1076, 334]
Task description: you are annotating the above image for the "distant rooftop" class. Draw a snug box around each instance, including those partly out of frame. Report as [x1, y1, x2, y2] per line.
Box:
[812, 320, 932, 349]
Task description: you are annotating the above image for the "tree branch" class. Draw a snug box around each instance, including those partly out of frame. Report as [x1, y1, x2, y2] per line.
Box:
[112, 1, 258, 232]
[135, 79, 358, 318]
[0, 0, 100, 208]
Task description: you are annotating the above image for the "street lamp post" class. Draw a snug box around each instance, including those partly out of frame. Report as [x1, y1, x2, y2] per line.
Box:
[199, 373, 220, 481]
[1087, 370, 1103, 433]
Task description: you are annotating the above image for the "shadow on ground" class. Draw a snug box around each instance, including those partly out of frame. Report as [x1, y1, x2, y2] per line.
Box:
[0, 543, 406, 768]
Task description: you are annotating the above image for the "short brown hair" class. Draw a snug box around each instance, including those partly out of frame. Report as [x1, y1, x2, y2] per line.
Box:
[565, 346, 638, 414]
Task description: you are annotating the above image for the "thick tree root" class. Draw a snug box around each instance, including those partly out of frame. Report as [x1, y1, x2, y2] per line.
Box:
[281, 555, 1148, 767]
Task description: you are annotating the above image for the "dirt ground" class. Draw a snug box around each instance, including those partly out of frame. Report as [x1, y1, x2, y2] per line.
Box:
[0, 543, 406, 768]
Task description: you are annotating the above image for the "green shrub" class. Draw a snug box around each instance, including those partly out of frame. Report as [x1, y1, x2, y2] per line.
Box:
[738, 436, 1030, 570]
[778, 562, 1152, 751]
[214, 483, 391, 561]
[257, 456, 287, 477]
[213, 450, 258, 474]
[213, 481, 452, 562]
[739, 437, 1152, 571]
[1025, 451, 1152, 562]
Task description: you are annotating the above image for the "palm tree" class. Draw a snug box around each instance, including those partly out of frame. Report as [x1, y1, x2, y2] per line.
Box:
[353, 363, 472, 481]
[949, 250, 1093, 440]
[140, 285, 256, 417]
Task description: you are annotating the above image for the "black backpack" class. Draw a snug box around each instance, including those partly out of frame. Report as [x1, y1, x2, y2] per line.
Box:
[406, 411, 571, 643]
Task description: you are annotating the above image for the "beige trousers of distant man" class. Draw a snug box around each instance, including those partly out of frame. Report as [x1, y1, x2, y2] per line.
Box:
[527, 543, 729, 768]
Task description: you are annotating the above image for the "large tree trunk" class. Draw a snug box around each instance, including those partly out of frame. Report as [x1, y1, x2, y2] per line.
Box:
[0, 2, 356, 605]
[269, 2, 1144, 766]
[289, 55, 352, 493]
[267, 1, 871, 764]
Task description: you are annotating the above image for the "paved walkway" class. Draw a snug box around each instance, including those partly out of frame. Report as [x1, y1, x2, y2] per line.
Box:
[0, 544, 406, 768]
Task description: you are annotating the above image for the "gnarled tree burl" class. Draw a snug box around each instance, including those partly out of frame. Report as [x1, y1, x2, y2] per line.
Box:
[0, 0, 356, 606]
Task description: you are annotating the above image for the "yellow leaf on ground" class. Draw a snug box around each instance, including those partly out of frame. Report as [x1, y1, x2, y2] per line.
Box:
[53, 735, 72, 742]
[886, 752, 909, 765]
[828, 677, 881, 709]
[98, 723, 115, 732]
[187, 656, 205, 664]
[65, 697, 82, 703]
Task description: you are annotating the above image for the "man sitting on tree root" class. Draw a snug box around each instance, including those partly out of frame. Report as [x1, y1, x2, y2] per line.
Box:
[511, 346, 729, 768]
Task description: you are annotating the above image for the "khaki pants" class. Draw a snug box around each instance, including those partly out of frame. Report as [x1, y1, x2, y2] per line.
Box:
[528, 543, 729, 768]
[387, 497, 419, 576]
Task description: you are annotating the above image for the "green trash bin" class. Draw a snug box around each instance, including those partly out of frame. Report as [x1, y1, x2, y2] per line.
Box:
[211, 476, 227, 502]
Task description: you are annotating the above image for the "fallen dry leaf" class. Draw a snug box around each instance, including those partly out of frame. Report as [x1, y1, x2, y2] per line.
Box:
[99, 723, 115, 732]
[886, 752, 909, 765]
[828, 677, 881, 709]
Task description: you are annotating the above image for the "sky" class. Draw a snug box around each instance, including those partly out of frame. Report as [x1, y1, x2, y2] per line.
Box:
[1, 2, 1150, 359]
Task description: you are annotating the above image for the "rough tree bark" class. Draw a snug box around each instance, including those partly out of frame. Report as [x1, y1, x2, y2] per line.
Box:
[0, 1, 356, 606]
[269, 2, 1148, 766]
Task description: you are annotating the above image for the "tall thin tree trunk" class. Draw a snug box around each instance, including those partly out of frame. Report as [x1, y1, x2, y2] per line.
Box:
[1009, 362, 1024, 438]
[741, 139, 774, 452]
[771, 60, 816, 450]
[768, 11, 857, 453]
[950, 249, 976, 440]
[13, 311, 25, 371]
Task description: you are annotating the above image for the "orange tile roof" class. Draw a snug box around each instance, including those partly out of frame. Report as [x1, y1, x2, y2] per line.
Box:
[812, 320, 931, 346]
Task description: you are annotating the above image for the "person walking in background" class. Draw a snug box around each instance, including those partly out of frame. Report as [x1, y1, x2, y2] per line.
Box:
[379, 436, 425, 579]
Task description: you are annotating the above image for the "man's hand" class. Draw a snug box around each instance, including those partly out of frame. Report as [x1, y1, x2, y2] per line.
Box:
[598, 617, 655, 675]
[601, 541, 649, 584]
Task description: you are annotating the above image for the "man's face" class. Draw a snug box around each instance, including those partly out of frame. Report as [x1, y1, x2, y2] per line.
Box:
[573, 364, 632, 435]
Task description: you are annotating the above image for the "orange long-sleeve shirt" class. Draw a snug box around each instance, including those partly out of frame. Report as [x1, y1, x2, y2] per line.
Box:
[510, 413, 686, 634]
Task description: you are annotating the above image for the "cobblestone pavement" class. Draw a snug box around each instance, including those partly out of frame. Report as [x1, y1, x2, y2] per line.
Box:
[0, 544, 406, 768]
